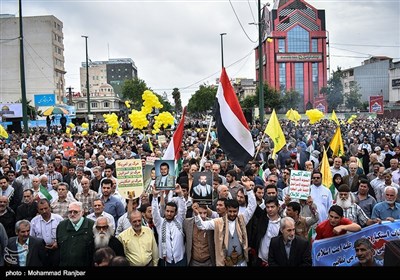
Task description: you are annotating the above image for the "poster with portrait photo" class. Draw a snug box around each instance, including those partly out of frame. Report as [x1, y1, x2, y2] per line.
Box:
[191, 171, 213, 205]
[143, 164, 156, 193]
[154, 159, 176, 190]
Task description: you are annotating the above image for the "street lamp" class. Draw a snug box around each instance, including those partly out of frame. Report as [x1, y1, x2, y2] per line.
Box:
[220, 33, 227, 68]
[81, 35, 91, 133]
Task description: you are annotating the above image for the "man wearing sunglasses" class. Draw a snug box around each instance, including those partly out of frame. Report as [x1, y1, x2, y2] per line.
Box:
[56, 201, 95, 266]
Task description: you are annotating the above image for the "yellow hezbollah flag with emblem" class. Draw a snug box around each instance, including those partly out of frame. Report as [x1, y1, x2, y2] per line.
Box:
[329, 126, 344, 157]
[265, 109, 286, 158]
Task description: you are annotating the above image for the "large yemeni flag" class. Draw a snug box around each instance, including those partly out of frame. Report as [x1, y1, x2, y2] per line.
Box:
[214, 68, 254, 166]
[163, 107, 186, 160]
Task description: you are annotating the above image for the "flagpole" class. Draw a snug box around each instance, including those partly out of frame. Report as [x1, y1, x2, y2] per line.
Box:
[253, 132, 265, 160]
[199, 116, 213, 172]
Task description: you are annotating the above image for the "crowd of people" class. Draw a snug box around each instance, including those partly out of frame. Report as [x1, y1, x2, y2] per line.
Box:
[0, 115, 399, 267]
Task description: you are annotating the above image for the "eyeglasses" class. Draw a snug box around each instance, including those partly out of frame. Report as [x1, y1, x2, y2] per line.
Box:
[312, 177, 321, 179]
[96, 225, 109, 230]
[283, 172, 290, 174]
[68, 210, 79, 215]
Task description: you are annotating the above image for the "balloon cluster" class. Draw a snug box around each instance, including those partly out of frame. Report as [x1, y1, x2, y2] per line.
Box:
[103, 113, 123, 136]
[81, 122, 89, 136]
[128, 90, 174, 134]
[305, 109, 324, 124]
[152, 112, 174, 134]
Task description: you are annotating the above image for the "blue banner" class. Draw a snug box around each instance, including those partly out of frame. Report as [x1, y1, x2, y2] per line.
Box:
[34, 94, 56, 106]
[312, 220, 400, 266]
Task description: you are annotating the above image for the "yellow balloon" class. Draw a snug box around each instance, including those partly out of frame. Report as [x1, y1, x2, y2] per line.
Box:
[82, 130, 88, 136]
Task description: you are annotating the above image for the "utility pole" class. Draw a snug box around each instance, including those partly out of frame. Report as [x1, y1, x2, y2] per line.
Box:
[66, 86, 73, 105]
[81, 35, 91, 133]
[258, 0, 265, 125]
[19, 0, 29, 135]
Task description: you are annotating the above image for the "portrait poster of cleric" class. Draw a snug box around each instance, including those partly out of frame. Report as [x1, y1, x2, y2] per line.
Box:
[192, 171, 213, 205]
[154, 159, 176, 190]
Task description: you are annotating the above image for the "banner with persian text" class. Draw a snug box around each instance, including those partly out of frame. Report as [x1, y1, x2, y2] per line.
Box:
[312, 220, 400, 266]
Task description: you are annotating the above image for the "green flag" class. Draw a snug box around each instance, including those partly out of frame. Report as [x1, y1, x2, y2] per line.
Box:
[40, 185, 52, 201]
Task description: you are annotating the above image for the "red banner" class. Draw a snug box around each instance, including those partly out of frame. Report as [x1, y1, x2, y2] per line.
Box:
[369, 95, 384, 114]
[314, 96, 327, 113]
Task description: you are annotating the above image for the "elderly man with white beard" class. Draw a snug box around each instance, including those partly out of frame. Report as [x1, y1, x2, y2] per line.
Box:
[93, 217, 125, 257]
[335, 184, 379, 228]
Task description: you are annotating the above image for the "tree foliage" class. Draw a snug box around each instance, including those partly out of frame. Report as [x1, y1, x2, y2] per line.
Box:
[17, 99, 40, 120]
[345, 81, 362, 110]
[121, 78, 148, 110]
[263, 84, 283, 111]
[155, 92, 173, 112]
[240, 94, 257, 109]
[187, 84, 217, 114]
[326, 67, 344, 112]
[172, 88, 182, 113]
[281, 89, 301, 110]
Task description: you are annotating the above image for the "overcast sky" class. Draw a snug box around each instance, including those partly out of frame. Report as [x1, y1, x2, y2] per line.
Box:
[1, 0, 399, 106]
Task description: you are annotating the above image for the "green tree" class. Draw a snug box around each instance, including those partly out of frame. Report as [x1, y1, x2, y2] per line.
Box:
[155, 92, 173, 112]
[187, 84, 217, 114]
[16, 99, 40, 120]
[172, 88, 182, 112]
[121, 78, 148, 110]
[240, 94, 257, 109]
[344, 81, 362, 110]
[263, 84, 283, 111]
[326, 67, 344, 111]
[282, 89, 301, 110]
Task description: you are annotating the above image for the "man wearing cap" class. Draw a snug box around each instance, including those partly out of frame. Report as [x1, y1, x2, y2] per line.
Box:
[374, 146, 385, 163]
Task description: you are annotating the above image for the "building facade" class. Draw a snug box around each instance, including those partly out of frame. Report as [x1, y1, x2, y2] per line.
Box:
[74, 58, 137, 120]
[389, 61, 400, 104]
[342, 57, 393, 104]
[256, 0, 328, 112]
[0, 15, 65, 104]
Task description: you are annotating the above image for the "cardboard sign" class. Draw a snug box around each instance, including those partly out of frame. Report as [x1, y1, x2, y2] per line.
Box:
[289, 170, 311, 200]
[116, 159, 143, 199]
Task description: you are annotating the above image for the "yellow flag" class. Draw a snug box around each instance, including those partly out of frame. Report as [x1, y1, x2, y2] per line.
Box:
[265, 109, 286, 158]
[329, 126, 344, 157]
[347, 114, 357, 124]
[147, 135, 154, 152]
[286, 108, 301, 125]
[330, 110, 339, 126]
[320, 147, 333, 189]
[0, 125, 8, 139]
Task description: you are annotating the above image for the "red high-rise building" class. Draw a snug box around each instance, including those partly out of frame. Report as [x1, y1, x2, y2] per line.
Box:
[256, 0, 328, 112]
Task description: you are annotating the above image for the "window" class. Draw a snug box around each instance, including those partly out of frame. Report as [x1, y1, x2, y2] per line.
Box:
[104, 102, 110, 108]
[312, 63, 318, 97]
[91, 102, 98, 108]
[279, 63, 286, 93]
[278, 39, 285, 53]
[312, 39, 318, 52]
[295, 63, 304, 97]
[288, 26, 309, 52]
[79, 103, 86, 109]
